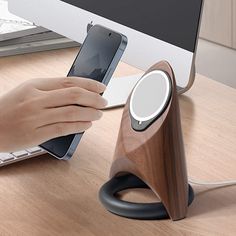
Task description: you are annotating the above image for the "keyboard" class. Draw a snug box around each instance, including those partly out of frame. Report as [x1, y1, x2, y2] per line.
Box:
[0, 0, 79, 57]
[0, 147, 47, 167]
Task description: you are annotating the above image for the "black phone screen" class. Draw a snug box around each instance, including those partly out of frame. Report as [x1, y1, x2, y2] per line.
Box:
[40, 25, 123, 158]
[62, 0, 202, 52]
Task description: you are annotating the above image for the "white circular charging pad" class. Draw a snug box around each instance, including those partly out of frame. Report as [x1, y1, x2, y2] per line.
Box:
[130, 70, 172, 124]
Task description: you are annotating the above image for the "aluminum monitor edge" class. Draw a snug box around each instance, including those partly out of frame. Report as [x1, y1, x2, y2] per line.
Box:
[8, 0, 204, 92]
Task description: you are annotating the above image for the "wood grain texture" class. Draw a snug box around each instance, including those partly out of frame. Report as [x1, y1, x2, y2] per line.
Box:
[200, 0, 232, 47]
[110, 61, 188, 220]
[0, 48, 235, 235]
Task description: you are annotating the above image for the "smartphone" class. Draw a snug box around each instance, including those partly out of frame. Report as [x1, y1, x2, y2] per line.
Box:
[40, 25, 127, 160]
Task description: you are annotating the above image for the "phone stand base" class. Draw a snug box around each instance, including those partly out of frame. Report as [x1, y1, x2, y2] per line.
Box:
[99, 174, 194, 221]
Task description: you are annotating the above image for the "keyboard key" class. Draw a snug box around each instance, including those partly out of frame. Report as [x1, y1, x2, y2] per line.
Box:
[12, 150, 28, 158]
[0, 153, 15, 162]
[26, 147, 42, 154]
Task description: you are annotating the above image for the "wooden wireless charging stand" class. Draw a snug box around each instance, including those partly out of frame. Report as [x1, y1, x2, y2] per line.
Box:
[99, 61, 194, 221]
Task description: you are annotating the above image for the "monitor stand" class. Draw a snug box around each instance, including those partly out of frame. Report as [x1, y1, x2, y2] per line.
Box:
[103, 63, 196, 109]
[103, 73, 143, 109]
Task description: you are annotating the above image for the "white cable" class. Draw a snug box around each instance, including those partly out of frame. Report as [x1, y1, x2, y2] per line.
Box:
[188, 178, 236, 187]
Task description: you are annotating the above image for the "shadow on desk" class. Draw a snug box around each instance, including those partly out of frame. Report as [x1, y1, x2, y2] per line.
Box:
[189, 185, 236, 218]
[179, 95, 236, 218]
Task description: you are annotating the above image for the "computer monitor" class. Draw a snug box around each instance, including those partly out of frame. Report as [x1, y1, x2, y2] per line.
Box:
[8, 0, 203, 94]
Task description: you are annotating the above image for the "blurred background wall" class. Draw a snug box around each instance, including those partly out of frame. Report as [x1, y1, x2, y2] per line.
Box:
[196, 0, 236, 88]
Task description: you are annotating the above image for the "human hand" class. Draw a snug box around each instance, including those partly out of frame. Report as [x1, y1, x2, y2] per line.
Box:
[0, 77, 107, 152]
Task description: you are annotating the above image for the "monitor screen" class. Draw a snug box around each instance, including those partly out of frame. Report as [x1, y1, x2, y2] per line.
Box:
[61, 0, 203, 53]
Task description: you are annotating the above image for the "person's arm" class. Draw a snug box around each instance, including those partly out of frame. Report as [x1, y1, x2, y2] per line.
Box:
[0, 77, 107, 153]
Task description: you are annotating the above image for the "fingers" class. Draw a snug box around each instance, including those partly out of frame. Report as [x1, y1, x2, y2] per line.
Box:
[40, 87, 108, 109]
[31, 77, 106, 94]
[39, 106, 103, 125]
[37, 121, 92, 141]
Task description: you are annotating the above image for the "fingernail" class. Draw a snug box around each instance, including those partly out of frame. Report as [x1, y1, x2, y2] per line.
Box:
[99, 83, 107, 90]
[103, 98, 108, 106]
[98, 110, 103, 118]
